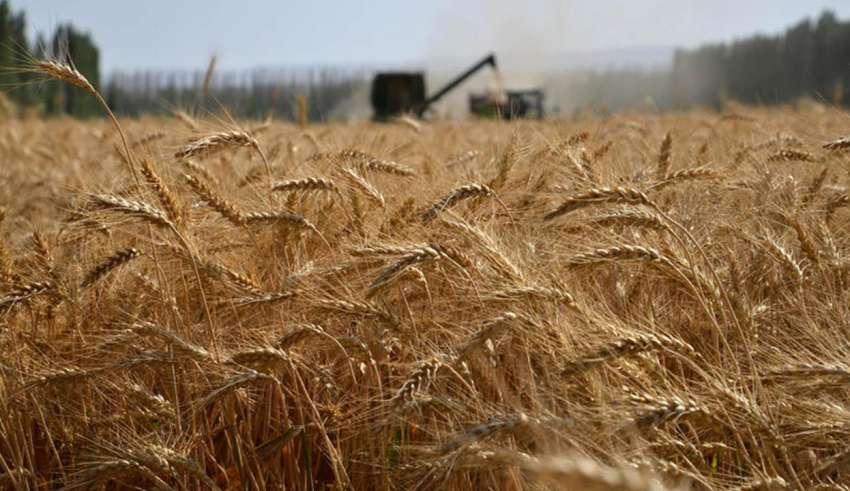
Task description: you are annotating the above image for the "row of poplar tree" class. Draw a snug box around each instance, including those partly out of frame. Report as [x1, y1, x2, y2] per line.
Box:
[0, 0, 360, 120]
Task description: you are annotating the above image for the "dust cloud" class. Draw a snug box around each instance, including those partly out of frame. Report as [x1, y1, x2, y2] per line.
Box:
[420, 0, 571, 118]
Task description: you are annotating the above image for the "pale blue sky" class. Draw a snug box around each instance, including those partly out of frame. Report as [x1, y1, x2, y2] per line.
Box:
[9, 1, 850, 73]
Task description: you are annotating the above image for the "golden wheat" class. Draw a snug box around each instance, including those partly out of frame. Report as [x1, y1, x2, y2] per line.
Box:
[1, 100, 849, 490]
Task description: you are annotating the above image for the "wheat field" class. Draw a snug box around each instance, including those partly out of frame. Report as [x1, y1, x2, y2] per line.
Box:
[3, 63, 850, 490]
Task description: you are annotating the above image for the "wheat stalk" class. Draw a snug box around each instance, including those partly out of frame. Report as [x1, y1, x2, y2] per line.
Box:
[243, 211, 319, 233]
[445, 150, 480, 168]
[455, 312, 519, 362]
[649, 167, 719, 191]
[140, 158, 181, 224]
[89, 194, 174, 229]
[184, 174, 245, 226]
[423, 183, 494, 222]
[272, 177, 339, 195]
[767, 149, 819, 163]
[81, 247, 141, 288]
[438, 412, 571, 454]
[544, 187, 654, 221]
[30, 55, 140, 182]
[310, 149, 416, 176]
[131, 321, 214, 361]
[367, 245, 444, 297]
[393, 357, 444, 403]
[563, 333, 694, 376]
[657, 132, 672, 178]
[626, 392, 709, 428]
[0, 281, 54, 312]
[563, 245, 674, 267]
[824, 136, 850, 151]
[175, 130, 257, 160]
[339, 167, 385, 208]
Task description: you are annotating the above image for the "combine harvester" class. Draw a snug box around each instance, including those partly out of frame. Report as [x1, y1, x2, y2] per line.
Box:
[370, 53, 544, 121]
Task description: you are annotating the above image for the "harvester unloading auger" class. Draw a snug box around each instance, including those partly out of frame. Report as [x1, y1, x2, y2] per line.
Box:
[370, 53, 544, 121]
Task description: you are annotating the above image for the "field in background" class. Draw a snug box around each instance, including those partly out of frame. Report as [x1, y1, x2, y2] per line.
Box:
[2, 105, 850, 489]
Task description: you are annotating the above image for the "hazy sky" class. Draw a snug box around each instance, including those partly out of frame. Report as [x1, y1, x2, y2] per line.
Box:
[10, 0, 850, 73]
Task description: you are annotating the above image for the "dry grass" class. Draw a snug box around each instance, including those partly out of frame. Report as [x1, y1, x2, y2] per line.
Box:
[2, 95, 850, 490]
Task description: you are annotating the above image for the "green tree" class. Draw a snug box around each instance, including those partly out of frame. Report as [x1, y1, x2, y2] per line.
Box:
[671, 10, 850, 108]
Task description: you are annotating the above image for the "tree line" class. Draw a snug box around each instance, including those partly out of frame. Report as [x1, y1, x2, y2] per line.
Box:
[0, 1, 101, 117]
[554, 10, 850, 115]
[0, 0, 363, 121]
[670, 10, 850, 108]
[103, 68, 366, 122]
